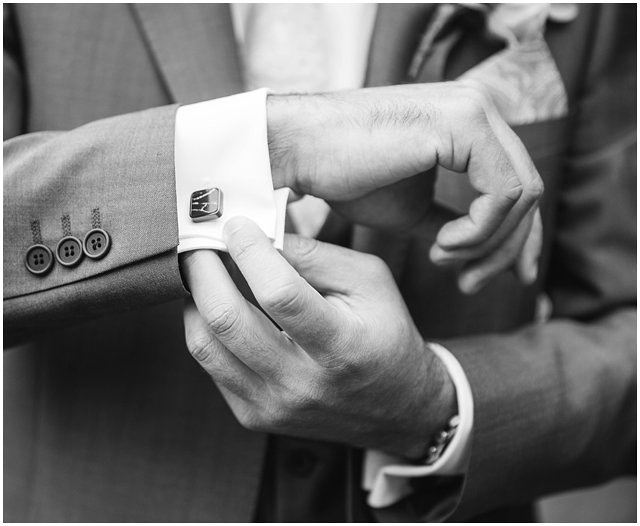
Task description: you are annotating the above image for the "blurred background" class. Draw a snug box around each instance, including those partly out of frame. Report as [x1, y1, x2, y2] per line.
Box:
[539, 477, 636, 522]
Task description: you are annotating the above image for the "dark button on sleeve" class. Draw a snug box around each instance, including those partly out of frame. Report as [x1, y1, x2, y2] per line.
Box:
[55, 236, 83, 267]
[25, 244, 54, 275]
[83, 228, 111, 259]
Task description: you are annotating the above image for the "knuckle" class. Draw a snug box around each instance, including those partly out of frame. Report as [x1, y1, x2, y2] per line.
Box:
[271, 372, 326, 423]
[525, 177, 544, 202]
[236, 408, 263, 432]
[231, 233, 259, 263]
[316, 333, 361, 376]
[265, 406, 290, 430]
[205, 301, 242, 338]
[288, 235, 320, 261]
[282, 385, 317, 415]
[254, 399, 291, 432]
[260, 279, 302, 317]
[502, 177, 524, 203]
[185, 334, 214, 363]
[365, 254, 391, 278]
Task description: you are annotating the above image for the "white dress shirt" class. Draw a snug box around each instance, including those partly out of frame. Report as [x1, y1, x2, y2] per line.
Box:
[173, 4, 473, 508]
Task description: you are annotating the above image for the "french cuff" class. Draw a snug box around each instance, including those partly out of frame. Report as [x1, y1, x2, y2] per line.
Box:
[174, 88, 288, 253]
[363, 342, 474, 508]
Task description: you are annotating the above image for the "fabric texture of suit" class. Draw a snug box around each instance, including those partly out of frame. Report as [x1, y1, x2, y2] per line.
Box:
[3, 4, 636, 522]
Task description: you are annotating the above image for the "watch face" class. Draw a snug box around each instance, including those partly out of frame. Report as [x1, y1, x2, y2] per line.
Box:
[190, 187, 224, 222]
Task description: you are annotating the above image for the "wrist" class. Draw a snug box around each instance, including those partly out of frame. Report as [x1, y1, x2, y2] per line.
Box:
[266, 94, 309, 192]
[404, 341, 459, 460]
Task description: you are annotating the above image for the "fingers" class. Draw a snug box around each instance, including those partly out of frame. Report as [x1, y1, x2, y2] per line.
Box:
[281, 233, 396, 300]
[430, 206, 542, 292]
[515, 208, 543, 284]
[437, 124, 543, 252]
[183, 299, 262, 397]
[457, 207, 536, 294]
[431, 101, 543, 287]
[180, 250, 296, 376]
[434, 191, 519, 249]
[223, 217, 345, 354]
[430, 192, 539, 268]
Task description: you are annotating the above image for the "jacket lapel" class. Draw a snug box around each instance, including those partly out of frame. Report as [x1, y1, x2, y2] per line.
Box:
[132, 4, 243, 104]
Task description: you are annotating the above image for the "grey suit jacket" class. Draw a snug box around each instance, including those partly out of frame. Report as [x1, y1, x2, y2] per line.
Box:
[3, 3, 636, 522]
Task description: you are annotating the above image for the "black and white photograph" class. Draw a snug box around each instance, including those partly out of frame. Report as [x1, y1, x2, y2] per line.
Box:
[2, 2, 637, 523]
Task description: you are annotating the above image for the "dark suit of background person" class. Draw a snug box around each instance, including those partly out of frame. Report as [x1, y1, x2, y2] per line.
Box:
[3, 4, 636, 522]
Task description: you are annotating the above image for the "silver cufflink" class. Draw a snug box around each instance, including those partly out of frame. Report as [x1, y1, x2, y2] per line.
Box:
[190, 188, 224, 222]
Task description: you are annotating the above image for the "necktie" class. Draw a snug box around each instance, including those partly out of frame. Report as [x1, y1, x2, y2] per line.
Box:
[408, 4, 467, 83]
[241, 3, 331, 237]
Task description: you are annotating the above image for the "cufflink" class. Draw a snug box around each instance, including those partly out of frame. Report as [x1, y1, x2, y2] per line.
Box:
[190, 188, 223, 222]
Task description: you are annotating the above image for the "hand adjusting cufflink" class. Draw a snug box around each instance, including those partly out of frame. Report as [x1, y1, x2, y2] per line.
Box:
[190, 188, 224, 222]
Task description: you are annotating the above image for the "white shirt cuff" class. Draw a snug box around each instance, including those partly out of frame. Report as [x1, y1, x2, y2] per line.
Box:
[174, 88, 288, 253]
[363, 342, 474, 508]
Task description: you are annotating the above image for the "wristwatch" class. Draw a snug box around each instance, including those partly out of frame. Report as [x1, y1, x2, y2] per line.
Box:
[424, 414, 461, 465]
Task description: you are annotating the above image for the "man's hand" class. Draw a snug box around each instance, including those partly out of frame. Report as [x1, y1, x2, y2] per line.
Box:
[181, 218, 456, 458]
[268, 81, 543, 293]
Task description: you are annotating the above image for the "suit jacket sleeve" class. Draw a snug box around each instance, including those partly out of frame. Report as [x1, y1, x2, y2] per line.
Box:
[3, 6, 188, 341]
[439, 6, 636, 519]
[369, 6, 636, 522]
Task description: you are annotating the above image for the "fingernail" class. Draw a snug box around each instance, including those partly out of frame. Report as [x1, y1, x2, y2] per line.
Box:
[431, 252, 456, 266]
[430, 245, 457, 266]
[436, 233, 457, 251]
[526, 261, 538, 284]
[459, 273, 481, 295]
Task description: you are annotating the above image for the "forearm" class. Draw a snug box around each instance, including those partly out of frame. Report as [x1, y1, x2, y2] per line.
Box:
[3, 105, 187, 337]
[265, 87, 441, 197]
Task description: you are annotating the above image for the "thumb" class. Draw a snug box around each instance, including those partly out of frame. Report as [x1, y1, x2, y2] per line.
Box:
[282, 234, 392, 297]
